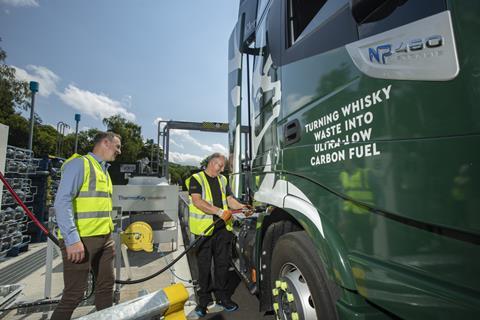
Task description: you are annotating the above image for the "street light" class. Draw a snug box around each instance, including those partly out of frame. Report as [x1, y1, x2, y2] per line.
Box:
[74, 114, 81, 154]
[28, 81, 39, 150]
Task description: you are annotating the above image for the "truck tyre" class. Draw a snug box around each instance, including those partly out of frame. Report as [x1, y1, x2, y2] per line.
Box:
[271, 231, 338, 320]
[260, 220, 300, 311]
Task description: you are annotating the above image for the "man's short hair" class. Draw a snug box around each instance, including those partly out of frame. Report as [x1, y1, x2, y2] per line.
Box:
[93, 131, 121, 146]
[206, 153, 226, 164]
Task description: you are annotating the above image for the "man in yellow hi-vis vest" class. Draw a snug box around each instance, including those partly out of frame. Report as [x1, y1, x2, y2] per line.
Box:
[186, 153, 250, 317]
[51, 131, 121, 320]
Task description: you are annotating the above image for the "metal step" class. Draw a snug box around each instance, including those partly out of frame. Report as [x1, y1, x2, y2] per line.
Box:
[0, 246, 58, 286]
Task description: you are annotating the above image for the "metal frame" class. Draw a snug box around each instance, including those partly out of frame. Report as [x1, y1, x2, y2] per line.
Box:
[156, 120, 249, 178]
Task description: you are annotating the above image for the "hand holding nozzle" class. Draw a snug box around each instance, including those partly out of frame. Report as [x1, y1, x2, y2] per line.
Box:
[241, 205, 254, 217]
[228, 205, 255, 219]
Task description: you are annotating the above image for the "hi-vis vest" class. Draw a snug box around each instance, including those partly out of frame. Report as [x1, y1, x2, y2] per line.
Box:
[339, 168, 374, 215]
[185, 171, 231, 236]
[58, 153, 114, 239]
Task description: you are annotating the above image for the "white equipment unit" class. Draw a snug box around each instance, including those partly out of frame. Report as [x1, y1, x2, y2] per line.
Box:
[112, 177, 179, 249]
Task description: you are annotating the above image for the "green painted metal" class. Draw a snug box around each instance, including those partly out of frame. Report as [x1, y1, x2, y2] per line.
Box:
[229, 0, 480, 318]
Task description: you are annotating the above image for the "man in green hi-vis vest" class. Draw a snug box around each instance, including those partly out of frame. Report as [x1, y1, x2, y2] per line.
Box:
[186, 153, 251, 317]
[51, 131, 121, 320]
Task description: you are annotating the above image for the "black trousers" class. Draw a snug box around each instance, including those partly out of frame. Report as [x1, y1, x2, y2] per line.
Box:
[196, 228, 232, 308]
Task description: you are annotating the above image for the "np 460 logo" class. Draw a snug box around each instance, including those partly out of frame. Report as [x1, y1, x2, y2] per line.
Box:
[368, 35, 443, 64]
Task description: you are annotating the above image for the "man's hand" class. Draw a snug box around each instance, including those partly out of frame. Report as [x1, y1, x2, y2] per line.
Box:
[218, 209, 232, 222]
[66, 241, 85, 263]
[242, 204, 254, 217]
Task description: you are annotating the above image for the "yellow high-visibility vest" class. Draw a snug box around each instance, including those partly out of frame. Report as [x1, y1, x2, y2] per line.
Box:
[185, 171, 231, 236]
[58, 153, 114, 239]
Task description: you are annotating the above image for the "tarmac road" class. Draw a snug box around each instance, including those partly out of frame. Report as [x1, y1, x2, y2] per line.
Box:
[199, 270, 275, 320]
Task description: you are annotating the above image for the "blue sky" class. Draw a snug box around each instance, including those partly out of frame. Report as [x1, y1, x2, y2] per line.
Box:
[0, 0, 239, 165]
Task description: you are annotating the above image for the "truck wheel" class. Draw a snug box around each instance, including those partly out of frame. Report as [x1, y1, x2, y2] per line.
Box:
[260, 220, 300, 311]
[271, 231, 338, 320]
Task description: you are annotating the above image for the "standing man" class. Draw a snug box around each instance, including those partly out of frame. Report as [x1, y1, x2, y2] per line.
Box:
[51, 131, 121, 320]
[186, 153, 250, 317]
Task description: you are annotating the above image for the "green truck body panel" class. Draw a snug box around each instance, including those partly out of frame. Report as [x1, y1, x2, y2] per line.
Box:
[229, 0, 480, 318]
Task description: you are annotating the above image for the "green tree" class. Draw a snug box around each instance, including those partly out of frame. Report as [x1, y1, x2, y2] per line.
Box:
[62, 128, 101, 157]
[0, 43, 34, 149]
[3, 113, 29, 148]
[102, 115, 143, 162]
[33, 124, 58, 156]
[0, 43, 30, 120]
[168, 163, 198, 186]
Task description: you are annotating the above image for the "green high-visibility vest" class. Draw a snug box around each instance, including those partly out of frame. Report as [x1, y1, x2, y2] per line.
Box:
[185, 171, 231, 236]
[58, 153, 114, 239]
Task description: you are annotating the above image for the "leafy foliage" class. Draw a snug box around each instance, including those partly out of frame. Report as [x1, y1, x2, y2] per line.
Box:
[103, 115, 143, 162]
[0, 44, 30, 117]
[168, 162, 198, 187]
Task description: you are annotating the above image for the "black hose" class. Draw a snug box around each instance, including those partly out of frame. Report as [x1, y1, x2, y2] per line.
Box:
[115, 220, 220, 285]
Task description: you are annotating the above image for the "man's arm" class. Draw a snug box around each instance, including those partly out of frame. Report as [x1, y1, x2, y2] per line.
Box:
[224, 182, 247, 210]
[191, 194, 224, 215]
[226, 195, 248, 210]
[53, 158, 85, 263]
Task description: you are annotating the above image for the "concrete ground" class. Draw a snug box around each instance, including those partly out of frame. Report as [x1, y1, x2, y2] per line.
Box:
[0, 222, 274, 320]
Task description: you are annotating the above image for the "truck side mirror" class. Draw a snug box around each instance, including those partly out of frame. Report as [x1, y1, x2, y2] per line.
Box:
[238, 0, 259, 48]
[237, 0, 264, 56]
[237, 12, 262, 56]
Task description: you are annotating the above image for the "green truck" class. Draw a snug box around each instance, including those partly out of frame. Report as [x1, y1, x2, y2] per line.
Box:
[227, 0, 480, 319]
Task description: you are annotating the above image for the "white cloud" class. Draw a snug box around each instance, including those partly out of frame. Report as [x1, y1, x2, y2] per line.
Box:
[58, 84, 136, 121]
[0, 0, 39, 7]
[153, 117, 169, 129]
[13, 65, 59, 97]
[81, 126, 91, 132]
[212, 143, 228, 154]
[170, 139, 184, 149]
[169, 152, 203, 166]
[121, 95, 132, 109]
[170, 129, 189, 137]
[170, 129, 227, 154]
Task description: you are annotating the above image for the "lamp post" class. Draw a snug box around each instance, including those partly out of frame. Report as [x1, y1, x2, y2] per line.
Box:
[56, 121, 63, 156]
[74, 114, 81, 153]
[28, 81, 39, 150]
[61, 122, 70, 157]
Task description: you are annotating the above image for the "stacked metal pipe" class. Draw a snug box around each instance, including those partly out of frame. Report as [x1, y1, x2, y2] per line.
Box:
[0, 146, 37, 260]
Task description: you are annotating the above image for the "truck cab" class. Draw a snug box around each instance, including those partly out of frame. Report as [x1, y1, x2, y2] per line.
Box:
[228, 0, 480, 319]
